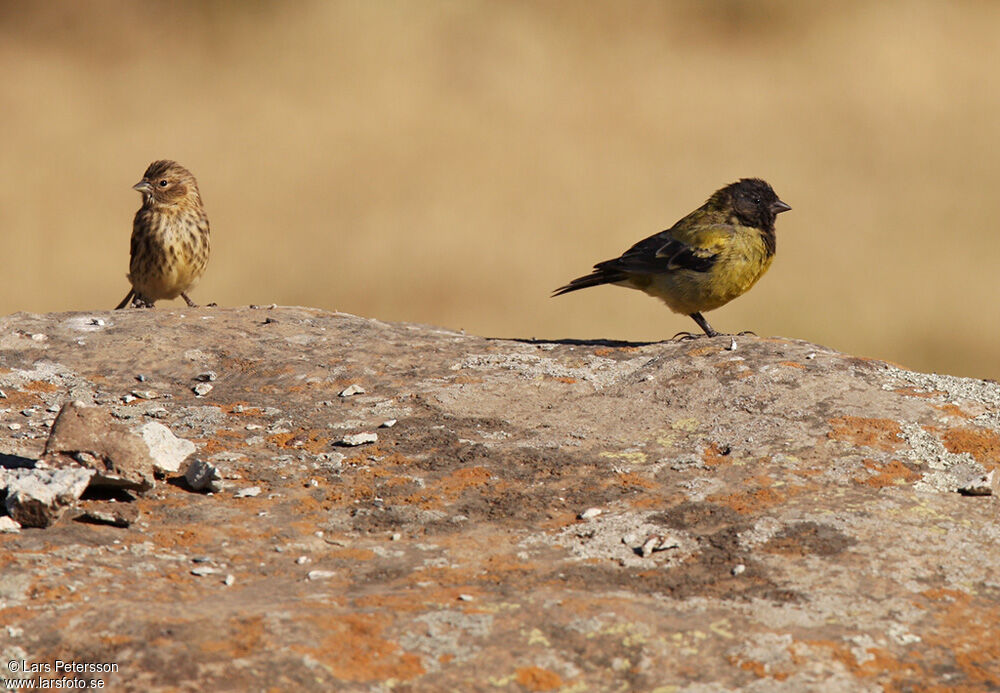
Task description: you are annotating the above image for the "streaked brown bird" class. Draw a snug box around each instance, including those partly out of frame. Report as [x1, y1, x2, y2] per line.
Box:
[115, 160, 211, 310]
[553, 178, 791, 337]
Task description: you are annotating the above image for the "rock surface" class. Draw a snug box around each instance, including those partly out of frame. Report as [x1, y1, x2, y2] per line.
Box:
[0, 307, 999, 690]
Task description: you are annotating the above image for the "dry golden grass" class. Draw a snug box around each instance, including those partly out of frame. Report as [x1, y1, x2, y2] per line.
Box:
[2, 1, 999, 378]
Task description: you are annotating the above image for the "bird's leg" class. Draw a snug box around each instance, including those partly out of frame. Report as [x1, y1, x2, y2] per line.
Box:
[689, 312, 719, 338]
[181, 293, 198, 307]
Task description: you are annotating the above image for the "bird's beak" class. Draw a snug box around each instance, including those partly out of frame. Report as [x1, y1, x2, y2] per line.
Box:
[771, 199, 792, 214]
[132, 180, 152, 194]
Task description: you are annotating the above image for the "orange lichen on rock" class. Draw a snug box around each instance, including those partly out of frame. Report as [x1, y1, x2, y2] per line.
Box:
[854, 459, 922, 488]
[515, 666, 563, 691]
[827, 416, 903, 451]
[940, 427, 1000, 470]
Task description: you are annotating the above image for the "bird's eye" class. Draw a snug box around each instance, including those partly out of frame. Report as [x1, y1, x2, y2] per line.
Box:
[752, 197, 761, 205]
[158, 179, 168, 187]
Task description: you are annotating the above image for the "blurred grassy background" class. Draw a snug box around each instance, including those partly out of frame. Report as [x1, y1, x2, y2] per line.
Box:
[1, 0, 999, 379]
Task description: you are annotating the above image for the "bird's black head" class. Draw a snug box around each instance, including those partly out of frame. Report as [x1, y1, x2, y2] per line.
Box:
[714, 178, 791, 231]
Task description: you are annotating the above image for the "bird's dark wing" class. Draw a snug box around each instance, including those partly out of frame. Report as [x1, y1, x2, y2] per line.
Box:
[602, 224, 733, 275]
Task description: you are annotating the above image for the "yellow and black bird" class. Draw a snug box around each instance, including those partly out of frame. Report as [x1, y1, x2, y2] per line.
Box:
[553, 178, 791, 337]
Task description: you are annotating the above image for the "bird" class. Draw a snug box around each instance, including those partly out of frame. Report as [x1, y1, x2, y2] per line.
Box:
[115, 160, 211, 310]
[553, 178, 791, 337]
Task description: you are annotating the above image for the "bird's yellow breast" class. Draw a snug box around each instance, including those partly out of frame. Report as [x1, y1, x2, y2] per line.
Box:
[625, 228, 773, 316]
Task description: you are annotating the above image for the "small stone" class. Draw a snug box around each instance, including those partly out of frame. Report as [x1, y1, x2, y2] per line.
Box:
[80, 502, 139, 528]
[318, 452, 345, 467]
[195, 371, 218, 382]
[139, 422, 196, 475]
[0, 516, 21, 533]
[2, 467, 95, 528]
[131, 390, 158, 400]
[458, 594, 474, 602]
[639, 533, 681, 557]
[805, 352, 816, 360]
[185, 459, 224, 493]
[192, 383, 213, 397]
[30, 333, 47, 342]
[191, 566, 218, 577]
[192, 556, 212, 563]
[296, 556, 310, 565]
[234, 486, 261, 498]
[223, 575, 235, 586]
[958, 470, 998, 496]
[338, 432, 378, 447]
[8, 423, 21, 431]
[121, 394, 137, 404]
[727, 337, 738, 351]
[732, 564, 746, 576]
[380, 419, 397, 428]
[0, 390, 6, 399]
[578, 507, 602, 521]
[339, 384, 366, 397]
[390, 532, 402, 541]
[135, 374, 147, 382]
[307, 570, 338, 581]
[43, 402, 156, 493]
[245, 424, 263, 431]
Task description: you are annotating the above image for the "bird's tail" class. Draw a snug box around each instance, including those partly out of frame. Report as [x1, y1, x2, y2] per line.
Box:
[552, 268, 628, 297]
[115, 289, 135, 310]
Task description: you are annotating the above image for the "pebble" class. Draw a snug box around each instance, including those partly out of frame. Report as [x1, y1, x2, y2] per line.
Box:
[0, 516, 21, 533]
[958, 470, 997, 496]
[339, 432, 378, 447]
[639, 533, 681, 557]
[131, 390, 158, 400]
[223, 575, 235, 586]
[185, 459, 224, 493]
[191, 566, 217, 577]
[307, 570, 338, 581]
[192, 383, 214, 397]
[140, 422, 196, 475]
[380, 419, 397, 428]
[339, 384, 366, 397]
[390, 532, 402, 541]
[234, 486, 262, 498]
[196, 371, 218, 382]
[727, 337, 738, 351]
[578, 507, 602, 521]
[732, 564, 746, 576]
[296, 556, 310, 565]
[458, 594, 474, 602]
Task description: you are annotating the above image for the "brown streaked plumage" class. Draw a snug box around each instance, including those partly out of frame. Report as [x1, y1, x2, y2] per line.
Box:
[115, 160, 211, 310]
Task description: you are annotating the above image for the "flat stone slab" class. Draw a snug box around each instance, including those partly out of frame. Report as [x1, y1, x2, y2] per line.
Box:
[0, 307, 998, 690]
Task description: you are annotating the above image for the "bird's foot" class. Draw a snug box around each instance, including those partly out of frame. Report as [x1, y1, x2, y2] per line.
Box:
[736, 330, 757, 337]
[131, 296, 154, 309]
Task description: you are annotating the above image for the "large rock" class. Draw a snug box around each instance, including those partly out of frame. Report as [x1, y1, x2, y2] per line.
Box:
[0, 307, 998, 690]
